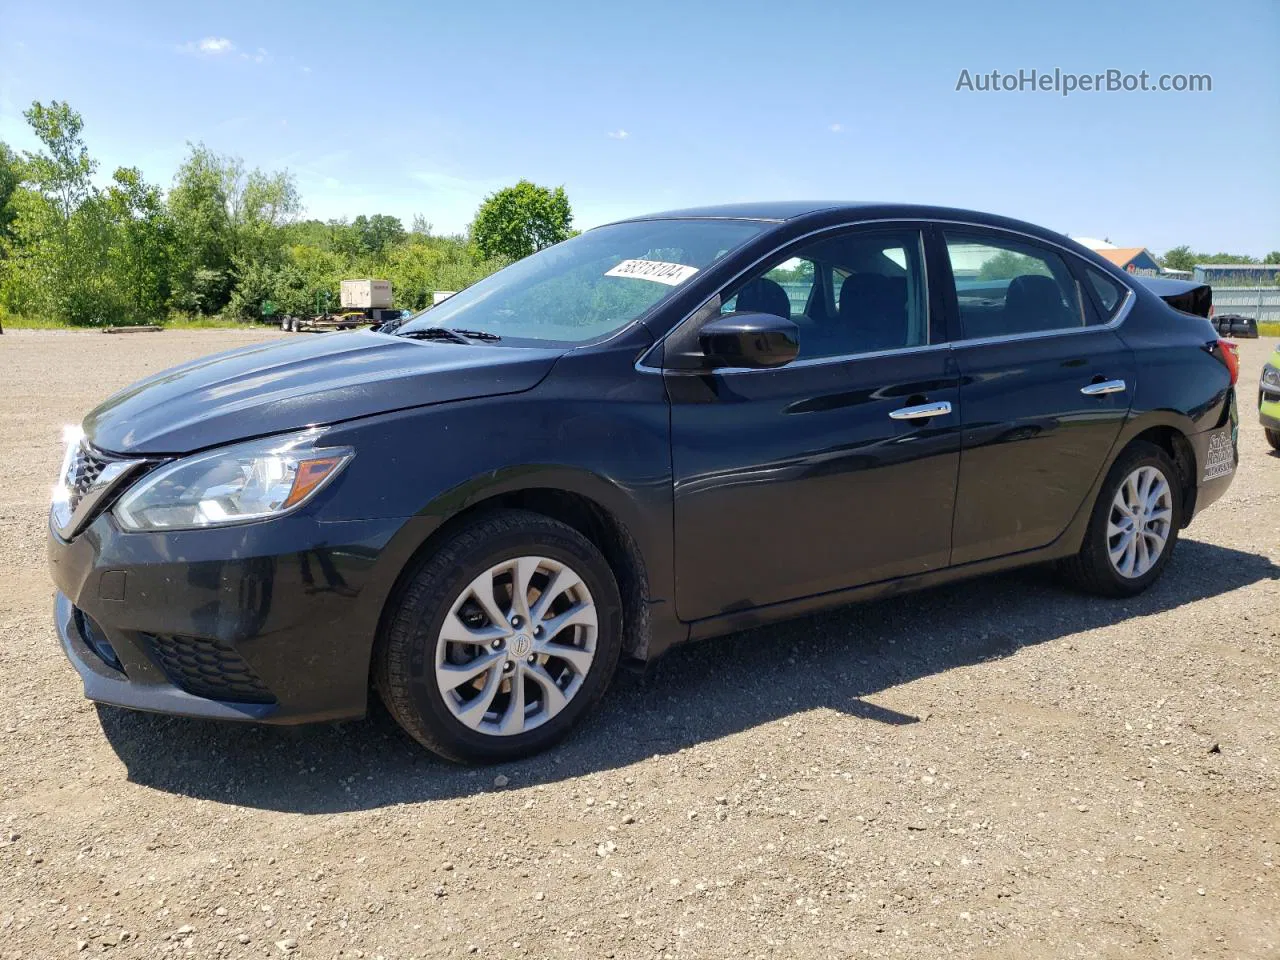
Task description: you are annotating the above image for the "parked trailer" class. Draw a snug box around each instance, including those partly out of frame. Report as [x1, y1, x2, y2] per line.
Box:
[280, 279, 401, 333]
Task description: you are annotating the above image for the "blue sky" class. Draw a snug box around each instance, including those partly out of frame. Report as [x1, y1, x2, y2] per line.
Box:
[1, 0, 1276, 254]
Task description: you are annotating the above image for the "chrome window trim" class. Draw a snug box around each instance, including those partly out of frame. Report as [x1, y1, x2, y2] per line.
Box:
[639, 216, 1137, 372]
[685, 341, 953, 376]
[948, 285, 1135, 349]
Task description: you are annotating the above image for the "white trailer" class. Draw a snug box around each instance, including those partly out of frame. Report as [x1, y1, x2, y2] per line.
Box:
[340, 279, 393, 310]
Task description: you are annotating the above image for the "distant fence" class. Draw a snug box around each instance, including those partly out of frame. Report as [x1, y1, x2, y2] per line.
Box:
[1210, 286, 1280, 322]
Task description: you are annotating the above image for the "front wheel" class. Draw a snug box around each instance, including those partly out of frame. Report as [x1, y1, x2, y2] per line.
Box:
[374, 510, 622, 763]
[1059, 441, 1183, 597]
[1266, 428, 1280, 452]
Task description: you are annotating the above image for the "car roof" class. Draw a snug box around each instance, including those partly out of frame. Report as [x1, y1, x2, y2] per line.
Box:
[613, 201, 1068, 237]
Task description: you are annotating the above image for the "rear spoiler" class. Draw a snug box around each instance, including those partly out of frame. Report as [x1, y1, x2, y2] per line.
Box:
[1133, 275, 1213, 318]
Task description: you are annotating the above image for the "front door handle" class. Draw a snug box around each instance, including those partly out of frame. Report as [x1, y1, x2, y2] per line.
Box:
[1080, 379, 1127, 396]
[889, 400, 952, 421]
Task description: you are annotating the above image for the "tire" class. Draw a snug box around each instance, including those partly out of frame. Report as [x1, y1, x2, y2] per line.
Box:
[374, 509, 623, 764]
[1266, 428, 1280, 452]
[280, 317, 290, 331]
[1059, 441, 1183, 597]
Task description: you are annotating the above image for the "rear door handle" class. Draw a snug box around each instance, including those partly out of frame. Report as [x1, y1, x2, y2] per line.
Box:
[1080, 379, 1127, 396]
[889, 401, 952, 421]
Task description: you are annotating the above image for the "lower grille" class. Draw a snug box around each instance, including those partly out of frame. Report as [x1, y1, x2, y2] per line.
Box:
[144, 634, 276, 704]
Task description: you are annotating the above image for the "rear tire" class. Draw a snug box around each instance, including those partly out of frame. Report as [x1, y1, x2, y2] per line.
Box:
[1059, 441, 1183, 597]
[374, 510, 623, 764]
[1266, 428, 1280, 452]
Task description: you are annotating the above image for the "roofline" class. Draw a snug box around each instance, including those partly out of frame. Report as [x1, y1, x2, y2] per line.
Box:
[1193, 262, 1280, 269]
[617, 215, 789, 223]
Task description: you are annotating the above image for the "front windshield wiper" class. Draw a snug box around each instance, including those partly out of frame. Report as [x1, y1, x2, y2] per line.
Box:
[449, 328, 501, 341]
[396, 326, 501, 344]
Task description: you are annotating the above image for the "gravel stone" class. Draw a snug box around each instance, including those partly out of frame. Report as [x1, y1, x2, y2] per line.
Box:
[0, 330, 1276, 958]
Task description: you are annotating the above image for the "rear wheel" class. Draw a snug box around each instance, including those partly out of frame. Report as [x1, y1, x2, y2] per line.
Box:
[374, 510, 622, 763]
[1266, 428, 1280, 452]
[1060, 441, 1183, 597]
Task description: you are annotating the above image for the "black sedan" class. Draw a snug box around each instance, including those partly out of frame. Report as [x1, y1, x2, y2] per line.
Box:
[48, 202, 1240, 763]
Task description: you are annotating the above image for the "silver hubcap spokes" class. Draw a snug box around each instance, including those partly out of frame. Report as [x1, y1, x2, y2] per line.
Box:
[435, 556, 597, 736]
[1108, 465, 1172, 579]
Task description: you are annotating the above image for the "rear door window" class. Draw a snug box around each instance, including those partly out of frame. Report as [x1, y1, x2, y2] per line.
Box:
[943, 231, 1087, 339]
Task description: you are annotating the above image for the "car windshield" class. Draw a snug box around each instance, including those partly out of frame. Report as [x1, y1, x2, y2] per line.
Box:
[396, 219, 769, 344]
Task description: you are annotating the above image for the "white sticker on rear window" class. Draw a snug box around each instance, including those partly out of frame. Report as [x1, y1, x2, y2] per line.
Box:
[604, 259, 699, 286]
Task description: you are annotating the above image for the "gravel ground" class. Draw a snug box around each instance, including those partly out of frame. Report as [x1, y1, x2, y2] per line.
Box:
[1, 329, 1277, 960]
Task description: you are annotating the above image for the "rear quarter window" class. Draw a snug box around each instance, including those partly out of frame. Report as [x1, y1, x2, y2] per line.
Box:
[1085, 267, 1127, 321]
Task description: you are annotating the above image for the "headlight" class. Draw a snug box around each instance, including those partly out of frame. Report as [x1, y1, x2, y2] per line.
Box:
[1263, 365, 1280, 388]
[113, 431, 353, 531]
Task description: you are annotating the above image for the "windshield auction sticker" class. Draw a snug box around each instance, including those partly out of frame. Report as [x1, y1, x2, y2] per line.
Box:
[605, 259, 699, 286]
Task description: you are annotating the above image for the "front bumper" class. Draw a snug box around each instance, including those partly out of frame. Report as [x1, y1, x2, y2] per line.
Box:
[1260, 381, 1280, 431]
[49, 509, 415, 724]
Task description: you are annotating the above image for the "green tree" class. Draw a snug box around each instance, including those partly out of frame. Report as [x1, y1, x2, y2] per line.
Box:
[1160, 245, 1267, 271]
[104, 166, 172, 320]
[0, 141, 21, 253]
[1264, 251, 1280, 265]
[346, 213, 406, 256]
[385, 233, 507, 310]
[167, 144, 235, 312]
[7, 100, 128, 324]
[1200, 251, 1259, 265]
[0, 101, 521, 326]
[1159, 245, 1196, 272]
[168, 143, 301, 316]
[471, 180, 572, 261]
[22, 101, 95, 223]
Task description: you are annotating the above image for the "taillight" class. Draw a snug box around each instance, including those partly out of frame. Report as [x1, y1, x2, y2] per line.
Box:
[1215, 338, 1240, 385]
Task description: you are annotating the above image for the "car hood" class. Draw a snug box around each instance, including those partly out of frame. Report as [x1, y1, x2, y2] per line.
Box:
[83, 331, 564, 455]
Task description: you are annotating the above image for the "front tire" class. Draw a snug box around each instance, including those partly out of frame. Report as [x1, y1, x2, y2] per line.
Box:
[1060, 441, 1183, 597]
[1266, 428, 1280, 452]
[374, 510, 622, 763]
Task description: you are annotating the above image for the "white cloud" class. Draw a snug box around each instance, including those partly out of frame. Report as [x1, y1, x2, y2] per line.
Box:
[179, 37, 267, 62]
[185, 36, 235, 55]
[828, 123, 843, 133]
[607, 129, 629, 140]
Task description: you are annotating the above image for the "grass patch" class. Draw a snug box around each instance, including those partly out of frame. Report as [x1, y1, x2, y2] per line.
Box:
[0, 314, 72, 329]
[1, 313, 264, 331]
[164, 315, 262, 330]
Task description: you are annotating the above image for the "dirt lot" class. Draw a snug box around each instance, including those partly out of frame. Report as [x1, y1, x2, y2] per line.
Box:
[0, 329, 1277, 960]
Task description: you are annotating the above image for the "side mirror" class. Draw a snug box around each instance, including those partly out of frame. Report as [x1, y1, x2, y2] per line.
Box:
[698, 312, 800, 369]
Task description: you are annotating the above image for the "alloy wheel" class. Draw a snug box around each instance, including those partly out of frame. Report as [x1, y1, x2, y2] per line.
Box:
[1107, 465, 1173, 579]
[434, 556, 598, 736]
